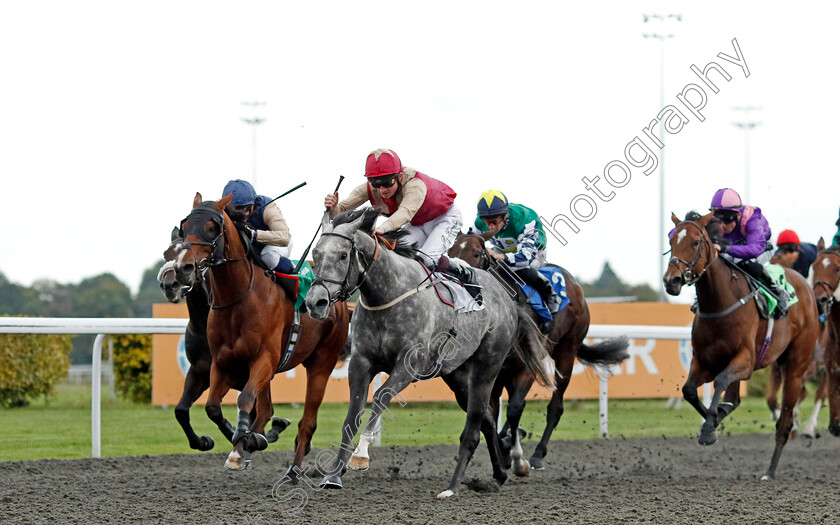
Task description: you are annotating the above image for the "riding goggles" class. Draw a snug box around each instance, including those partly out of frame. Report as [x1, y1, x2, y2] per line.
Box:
[713, 210, 739, 223]
[368, 174, 398, 188]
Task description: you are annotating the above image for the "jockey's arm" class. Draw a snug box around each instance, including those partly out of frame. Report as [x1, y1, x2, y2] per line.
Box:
[256, 203, 291, 247]
[502, 227, 541, 268]
[377, 179, 428, 233]
[725, 219, 769, 260]
[329, 183, 370, 219]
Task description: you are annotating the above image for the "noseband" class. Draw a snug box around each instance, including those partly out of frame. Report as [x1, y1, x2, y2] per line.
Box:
[668, 221, 716, 286]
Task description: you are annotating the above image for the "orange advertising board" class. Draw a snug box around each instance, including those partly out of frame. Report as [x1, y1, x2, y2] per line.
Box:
[152, 302, 721, 405]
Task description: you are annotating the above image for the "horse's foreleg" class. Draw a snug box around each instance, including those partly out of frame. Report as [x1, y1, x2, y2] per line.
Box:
[764, 365, 807, 480]
[699, 355, 752, 446]
[319, 354, 375, 490]
[715, 381, 742, 425]
[682, 358, 715, 421]
[174, 364, 214, 451]
[226, 355, 274, 469]
[348, 368, 413, 472]
[204, 364, 235, 466]
[282, 361, 332, 484]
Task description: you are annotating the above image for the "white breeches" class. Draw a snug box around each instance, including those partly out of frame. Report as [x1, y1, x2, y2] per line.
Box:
[402, 203, 463, 263]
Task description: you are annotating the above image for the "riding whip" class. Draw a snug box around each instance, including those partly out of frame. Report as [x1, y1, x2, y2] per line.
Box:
[266, 181, 307, 206]
[293, 175, 345, 274]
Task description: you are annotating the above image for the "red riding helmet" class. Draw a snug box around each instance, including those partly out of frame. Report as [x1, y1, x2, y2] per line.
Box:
[777, 229, 800, 246]
[365, 149, 402, 178]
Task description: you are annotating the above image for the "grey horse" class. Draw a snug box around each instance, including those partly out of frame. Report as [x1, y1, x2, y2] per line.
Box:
[304, 208, 553, 498]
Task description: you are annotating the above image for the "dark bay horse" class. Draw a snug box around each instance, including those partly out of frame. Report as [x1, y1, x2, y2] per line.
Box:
[449, 232, 628, 471]
[664, 212, 820, 480]
[173, 193, 350, 476]
[305, 209, 553, 498]
[811, 239, 840, 436]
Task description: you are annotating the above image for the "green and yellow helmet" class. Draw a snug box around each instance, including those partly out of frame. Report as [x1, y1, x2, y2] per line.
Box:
[477, 190, 509, 218]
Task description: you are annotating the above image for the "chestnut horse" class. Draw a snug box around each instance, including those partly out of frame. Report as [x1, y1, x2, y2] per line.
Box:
[174, 193, 350, 478]
[765, 241, 829, 437]
[159, 226, 289, 451]
[811, 239, 840, 437]
[449, 233, 628, 471]
[664, 213, 820, 480]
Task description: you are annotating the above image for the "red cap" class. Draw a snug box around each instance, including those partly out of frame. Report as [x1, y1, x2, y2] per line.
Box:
[777, 229, 800, 246]
[365, 149, 402, 178]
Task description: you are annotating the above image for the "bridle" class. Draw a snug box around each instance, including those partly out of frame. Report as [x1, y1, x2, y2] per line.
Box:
[457, 235, 493, 271]
[181, 204, 253, 309]
[814, 250, 840, 315]
[311, 231, 375, 305]
[668, 221, 717, 286]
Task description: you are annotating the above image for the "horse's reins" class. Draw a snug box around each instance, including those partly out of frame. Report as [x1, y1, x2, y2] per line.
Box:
[671, 220, 760, 319]
[181, 205, 254, 309]
[314, 230, 435, 310]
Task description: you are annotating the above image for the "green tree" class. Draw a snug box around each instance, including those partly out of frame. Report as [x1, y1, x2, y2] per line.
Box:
[73, 273, 136, 317]
[582, 261, 658, 301]
[0, 272, 41, 315]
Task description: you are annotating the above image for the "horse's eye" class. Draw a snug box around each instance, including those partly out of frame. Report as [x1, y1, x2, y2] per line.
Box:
[475, 251, 482, 258]
[693, 240, 701, 246]
[340, 253, 348, 260]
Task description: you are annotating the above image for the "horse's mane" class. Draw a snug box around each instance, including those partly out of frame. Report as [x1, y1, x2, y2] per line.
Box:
[332, 208, 420, 259]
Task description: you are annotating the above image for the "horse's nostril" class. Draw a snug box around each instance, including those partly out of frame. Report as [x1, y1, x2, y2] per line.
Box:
[315, 298, 328, 309]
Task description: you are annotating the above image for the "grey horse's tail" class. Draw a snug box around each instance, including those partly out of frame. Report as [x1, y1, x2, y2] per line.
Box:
[513, 305, 555, 389]
[576, 336, 630, 367]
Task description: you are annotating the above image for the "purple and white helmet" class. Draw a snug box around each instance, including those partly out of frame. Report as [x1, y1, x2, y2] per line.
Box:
[709, 188, 742, 211]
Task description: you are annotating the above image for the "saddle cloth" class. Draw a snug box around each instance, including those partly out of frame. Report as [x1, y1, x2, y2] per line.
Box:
[520, 266, 570, 323]
[753, 263, 798, 319]
[273, 260, 314, 311]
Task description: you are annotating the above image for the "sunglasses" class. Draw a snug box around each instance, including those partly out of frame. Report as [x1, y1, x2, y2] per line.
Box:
[369, 175, 398, 189]
[779, 246, 799, 254]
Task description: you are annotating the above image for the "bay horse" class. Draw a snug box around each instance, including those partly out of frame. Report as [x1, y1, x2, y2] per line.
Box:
[811, 238, 840, 437]
[173, 193, 350, 477]
[159, 226, 289, 451]
[664, 212, 820, 480]
[448, 232, 629, 471]
[305, 208, 553, 498]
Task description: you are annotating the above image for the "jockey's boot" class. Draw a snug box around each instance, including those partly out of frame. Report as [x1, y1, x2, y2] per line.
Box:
[438, 256, 483, 305]
[273, 257, 295, 275]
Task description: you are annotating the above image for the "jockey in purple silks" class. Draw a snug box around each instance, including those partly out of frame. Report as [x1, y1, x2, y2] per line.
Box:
[709, 187, 789, 315]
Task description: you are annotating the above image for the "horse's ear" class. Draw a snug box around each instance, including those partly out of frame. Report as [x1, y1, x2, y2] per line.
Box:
[670, 212, 681, 226]
[360, 208, 379, 233]
[217, 193, 233, 212]
[818, 237, 826, 251]
[696, 212, 714, 228]
[193, 192, 203, 208]
[321, 212, 333, 234]
[480, 230, 495, 241]
[171, 227, 180, 241]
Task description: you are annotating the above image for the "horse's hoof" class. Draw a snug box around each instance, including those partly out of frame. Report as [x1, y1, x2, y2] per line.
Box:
[494, 472, 508, 487]
[196, 435, 215, 451]
[279, 466, 299, 486]
[320, 474, 343, 489]
[760, 473, 774, 481]
[516, 427, 527, 440]
[698, 430, 718, 446]
[502, 455, 512, 470]
[436, 489, 456, 499]
[348, 455, 369, 471]
[224, 450, 251, 470]
[512, 458, 530, 477]
[529, 456, 545, 470]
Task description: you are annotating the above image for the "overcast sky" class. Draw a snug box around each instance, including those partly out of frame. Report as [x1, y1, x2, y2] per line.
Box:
[1, 1, 837, 304]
